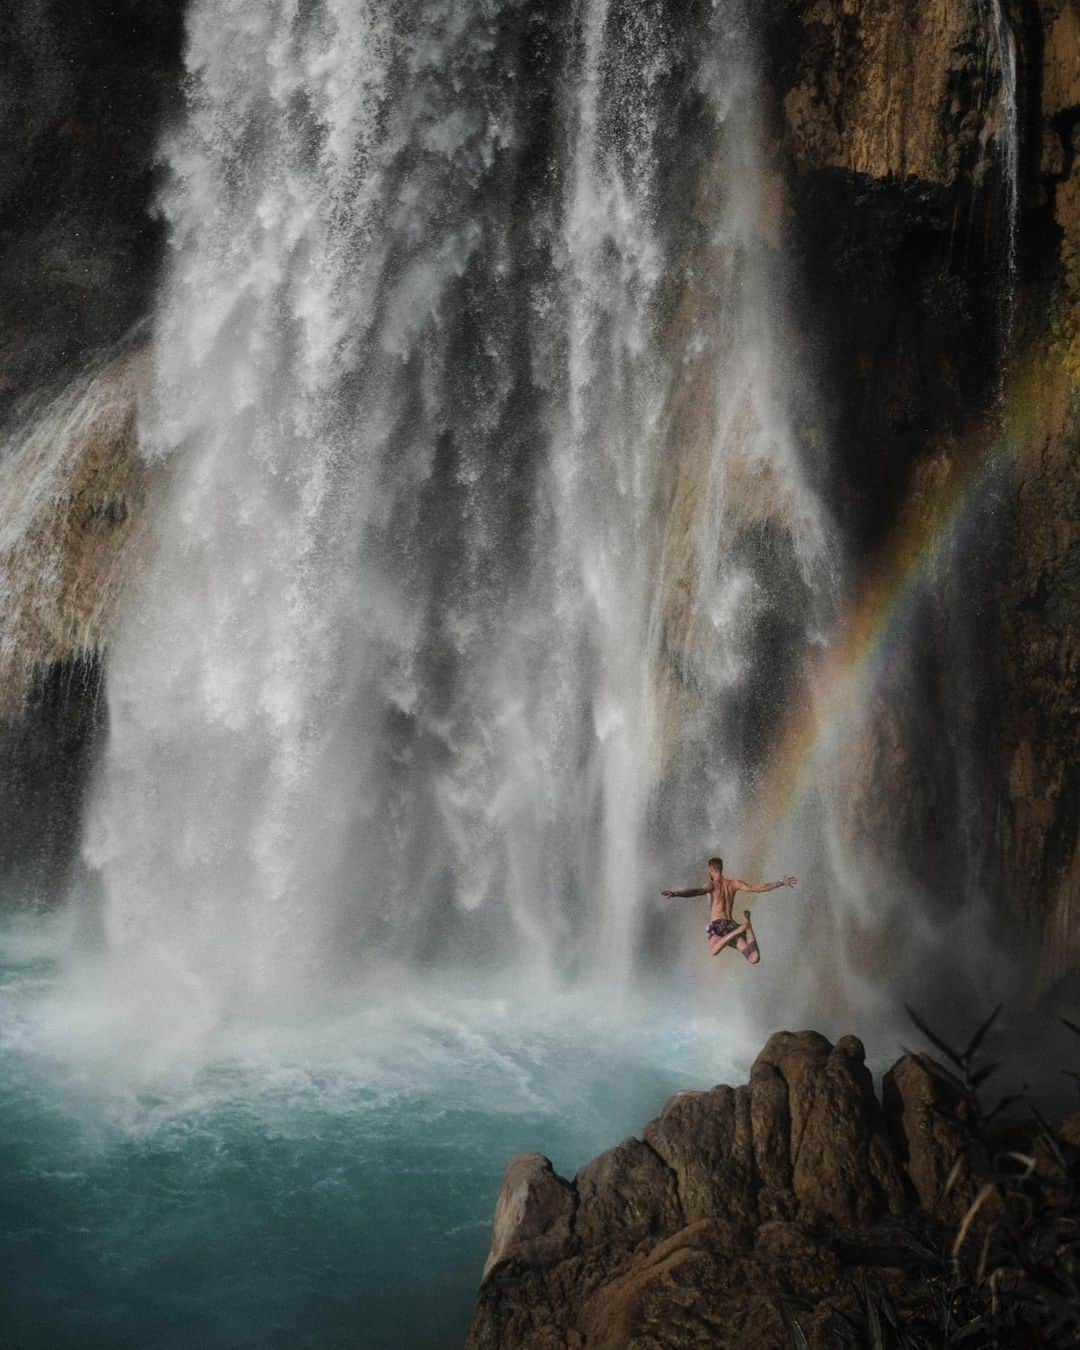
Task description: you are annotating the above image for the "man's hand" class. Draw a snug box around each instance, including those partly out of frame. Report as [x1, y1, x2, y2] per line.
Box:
[782, 875, 797, 888]
[661, 890, 673, 897]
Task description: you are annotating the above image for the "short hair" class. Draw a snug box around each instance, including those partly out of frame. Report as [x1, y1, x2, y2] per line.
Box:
[707, 856, 723, 871]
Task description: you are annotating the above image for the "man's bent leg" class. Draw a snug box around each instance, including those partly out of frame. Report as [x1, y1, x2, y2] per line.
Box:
[737, 911, 761, 965]
[710, 921, 749, 956]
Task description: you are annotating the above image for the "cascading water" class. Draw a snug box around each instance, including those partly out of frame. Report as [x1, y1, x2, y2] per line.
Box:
[979, 0, 1021, 345]
[81, 0, 835, 1012]
[85, 0, 553, 1001]
[989, 0, 1020, 290]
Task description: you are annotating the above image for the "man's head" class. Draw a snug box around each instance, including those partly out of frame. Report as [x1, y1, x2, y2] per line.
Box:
[707, 856, 723, 877]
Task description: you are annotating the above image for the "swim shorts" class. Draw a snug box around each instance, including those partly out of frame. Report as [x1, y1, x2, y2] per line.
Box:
[706, 917, 740, 942]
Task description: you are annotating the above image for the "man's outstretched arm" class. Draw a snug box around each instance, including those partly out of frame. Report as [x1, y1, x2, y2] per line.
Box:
[736, 875, 796, 894]
[661, 884, 710, 898]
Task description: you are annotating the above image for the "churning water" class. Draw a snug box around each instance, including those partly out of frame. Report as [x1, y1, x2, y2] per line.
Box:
[0, 915, 743, 1348]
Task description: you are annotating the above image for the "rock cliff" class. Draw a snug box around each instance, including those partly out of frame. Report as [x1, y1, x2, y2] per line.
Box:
[467, 1029, 1064, 1349]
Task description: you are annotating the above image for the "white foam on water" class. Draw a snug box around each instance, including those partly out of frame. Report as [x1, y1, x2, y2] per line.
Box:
[0, 913, 748, 1151]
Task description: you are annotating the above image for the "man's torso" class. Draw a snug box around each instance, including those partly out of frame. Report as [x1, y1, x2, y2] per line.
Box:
[708, 877, 739, 921]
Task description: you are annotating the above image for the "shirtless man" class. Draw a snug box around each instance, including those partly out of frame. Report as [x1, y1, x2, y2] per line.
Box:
[661, 856, 796, 965]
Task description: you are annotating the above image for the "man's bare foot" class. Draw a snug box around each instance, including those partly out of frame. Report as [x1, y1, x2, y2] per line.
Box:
[740, 910, 761, 965]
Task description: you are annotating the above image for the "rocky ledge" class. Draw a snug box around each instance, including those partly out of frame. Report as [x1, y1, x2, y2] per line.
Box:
[467, 1029, 1078, 1348]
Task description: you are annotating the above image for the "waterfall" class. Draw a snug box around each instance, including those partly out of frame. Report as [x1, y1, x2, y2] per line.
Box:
[82, 0, 835, 1013]
[992, 0, 1020, 280]
[981, 0, 1020, 339]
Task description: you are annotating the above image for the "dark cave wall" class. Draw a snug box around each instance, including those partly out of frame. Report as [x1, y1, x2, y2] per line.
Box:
[0, 655, 104, 903]
[0, 0, 184, 411]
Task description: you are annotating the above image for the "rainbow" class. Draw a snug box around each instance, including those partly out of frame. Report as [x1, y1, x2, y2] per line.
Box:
[743, 342, 1067, 873]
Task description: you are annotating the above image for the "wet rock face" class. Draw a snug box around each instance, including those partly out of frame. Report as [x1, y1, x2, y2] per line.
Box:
[0, 353, 152, 899]
[775, 0, 1002, 187]
[483, 1154, 578, 1278]
[763, 0, 1080, 984]
[468, 1030, 972, 1349]
[759, 0, 1012, 939]
[765, 0, 1013, 557]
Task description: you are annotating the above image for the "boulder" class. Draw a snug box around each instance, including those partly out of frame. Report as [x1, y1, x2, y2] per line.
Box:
[881, 1052, 987, 1225]
[643, 1084, 757, 1233]
[481, 1153, 576, 1279]
[573, 1138, 683, 1253]
[752, 1032, 908, 1227]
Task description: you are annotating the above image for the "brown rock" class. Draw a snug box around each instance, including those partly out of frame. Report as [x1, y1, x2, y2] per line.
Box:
[1041, 0, 1080, 118]
[576, 1241, 738, 1349]
[643, 1083, 758, 1234]
[777, 0, 1001, 185]
[756, 1219, 841, 1289]
[573, 1137, 683, 1253]
[750, 1055, 799, 1222]
[1061, 1112, 1080, 1149]
[882, 1052, 988, 1225]
[752, 1031, 908, 1226]
[481, 1153, 576, 1279]
[749, 1057, 791, 1191]
[469, 1262, 585, 1350]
